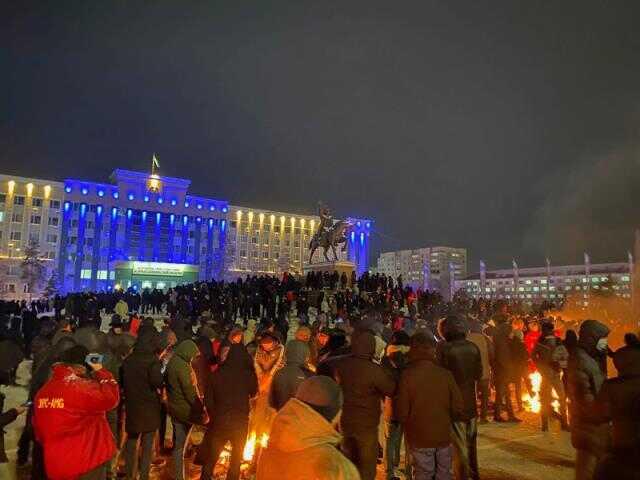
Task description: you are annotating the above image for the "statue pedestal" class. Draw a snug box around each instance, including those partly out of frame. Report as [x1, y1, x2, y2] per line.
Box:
[303, 260, 356, 278]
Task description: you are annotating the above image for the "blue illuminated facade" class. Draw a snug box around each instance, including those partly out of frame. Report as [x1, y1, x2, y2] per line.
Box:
[56, 169, 372, 292]
[59, 170, 227, 291]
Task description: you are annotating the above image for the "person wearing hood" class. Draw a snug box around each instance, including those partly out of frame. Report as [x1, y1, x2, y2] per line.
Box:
[32, 344, 120, 480]
[437, 315, 482, 480]
[331, 331, 396, 480]
[114, 298, 129, 321]
[257, 376, 360, 480]
[166, 339, 201, 480]
[269, 340, 314, 411]
[121, 329, 164, 480]
[590, 341, 640, 479]
[567, 319, 611, 480]
[396, 332, 464, 480]
[381, 330, 410, 480]
[197, 343, 257, 480]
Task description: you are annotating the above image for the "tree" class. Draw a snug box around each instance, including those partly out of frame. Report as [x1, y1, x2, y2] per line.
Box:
[20, 240, 46, 298]
[43, 271, 59, 299]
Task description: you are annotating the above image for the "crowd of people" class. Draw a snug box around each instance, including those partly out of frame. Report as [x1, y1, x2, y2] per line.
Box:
[0, 270, 638, 480]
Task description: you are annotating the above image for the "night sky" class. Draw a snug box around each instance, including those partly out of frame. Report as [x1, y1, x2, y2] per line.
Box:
[3, 1, 640, 271]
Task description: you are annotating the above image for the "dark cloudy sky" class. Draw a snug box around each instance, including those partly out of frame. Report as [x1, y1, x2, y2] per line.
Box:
[3, 1, 640, 271]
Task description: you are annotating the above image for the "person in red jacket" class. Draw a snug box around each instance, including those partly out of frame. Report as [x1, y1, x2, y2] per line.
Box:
[33, 345, 120, 480]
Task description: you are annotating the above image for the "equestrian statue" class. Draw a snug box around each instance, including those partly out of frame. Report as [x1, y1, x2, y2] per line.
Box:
[308, 203, 351, 263]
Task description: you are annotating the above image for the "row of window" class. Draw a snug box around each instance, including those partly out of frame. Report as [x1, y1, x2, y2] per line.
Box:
[0, 230, 58, 243]
[0, 195, 61, 209]
[1, 213, 60, 225]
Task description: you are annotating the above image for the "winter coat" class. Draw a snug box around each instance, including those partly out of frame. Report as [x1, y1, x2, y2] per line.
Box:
[31, 334, 52, 373]
[199, 344, 258, 466]
[257, 398, 360, 480]
[467, 331, 493, 381]
[330, 332, 396, 433]
[438, 320, 482, 421]
[0, 393, 18, 463]
[567, 320, 611, 454]
[204, 343, 258, 425]
[166, 340, 200, 424]
[114, 300, 129, 319]
[533, 335, 567, 374]
[492, 322, 514, 382]
[33, 365, 119, 480]
[121, 331, 164, 434]
[381, 345, 409, 421]
[510, 337, 529, 380]
[396, 349, 464, 448]
[593, 345, 640, 453]
[269, 340, 313, 411]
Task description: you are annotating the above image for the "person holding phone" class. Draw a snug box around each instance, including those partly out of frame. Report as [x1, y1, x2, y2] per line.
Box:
[32, 345, 120, 480]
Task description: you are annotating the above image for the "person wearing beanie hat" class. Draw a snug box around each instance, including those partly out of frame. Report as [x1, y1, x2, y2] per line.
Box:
[381, 335, 411, 480]
[257, 376, 359, 480]
[32, 340, 119, 480]
[436, 314, 483, 480]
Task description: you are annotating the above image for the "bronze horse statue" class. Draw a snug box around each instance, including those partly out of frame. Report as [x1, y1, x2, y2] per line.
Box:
[308, 220, 351, 263]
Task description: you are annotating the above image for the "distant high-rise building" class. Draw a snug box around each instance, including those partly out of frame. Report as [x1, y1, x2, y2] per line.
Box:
[376, 246, 467, 299]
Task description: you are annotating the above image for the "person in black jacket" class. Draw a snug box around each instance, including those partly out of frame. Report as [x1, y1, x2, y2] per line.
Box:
[567, 320, 611, 480]
[437, 314, 482, 480]
[492, 320, 520, 423]
[121, 329, 164, 480]
[592, 338, 640, 480]
[197, 343, 258, 480]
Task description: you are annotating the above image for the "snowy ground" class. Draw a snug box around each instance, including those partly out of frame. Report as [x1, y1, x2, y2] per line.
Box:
[3, 312, 575, 480]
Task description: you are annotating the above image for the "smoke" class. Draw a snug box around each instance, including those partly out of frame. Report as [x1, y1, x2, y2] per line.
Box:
[524, 144, 640, 264]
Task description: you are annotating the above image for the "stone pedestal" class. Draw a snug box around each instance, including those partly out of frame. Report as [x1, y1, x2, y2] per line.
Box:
[303, 260, 355, 278]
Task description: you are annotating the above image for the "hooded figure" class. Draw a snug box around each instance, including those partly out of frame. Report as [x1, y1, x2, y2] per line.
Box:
[257, 376, 360, 480]
[590, 344, 640, 480]
[331, 331, 396, 480]
[269, 340, 313, 411]
[121, 329, 164, 480]
[567, 319, 611, 480]
[166, 340, 200, 423]
[166, 339, 201, 480]
[198, 343, 258, 480]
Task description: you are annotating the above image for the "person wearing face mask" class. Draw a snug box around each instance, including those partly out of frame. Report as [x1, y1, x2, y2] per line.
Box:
[567, 319, 611, 480]
[257, 376, 360, 480]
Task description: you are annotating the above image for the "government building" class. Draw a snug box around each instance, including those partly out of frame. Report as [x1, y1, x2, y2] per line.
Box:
[0, 168, 372, 298]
